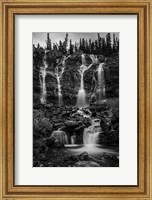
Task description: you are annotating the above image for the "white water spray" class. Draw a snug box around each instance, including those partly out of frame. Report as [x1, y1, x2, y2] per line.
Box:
[97, 63, 105, 102]
[77, 54, 93, 108]
[39, 51, 48, 104]
[90, 55, 98, 64]
[46, 55, 69, 105]
[83, 118, 101, 145]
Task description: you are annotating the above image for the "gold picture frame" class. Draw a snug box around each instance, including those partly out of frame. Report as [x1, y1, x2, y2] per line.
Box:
[0, 0, 151, 199]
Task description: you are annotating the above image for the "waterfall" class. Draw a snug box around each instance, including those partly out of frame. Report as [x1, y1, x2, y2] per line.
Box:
[40, 57, 48, 104]
[55, 66, 63, 106]
[83, 118, 101, 145]
[55, 56, 66, 105]
[52, 129, 68, 144]
[40, 55, 69, 106]
[90, 55, 98, 64]
[95, 55, 98, 63]
[82, 54, 86, 65]
[77, 71, 87, 108]
[97, 63, 105, 102]
[56, 74, 62, 106]
[71, 135, 76, 144]
[77, 54, 93, 108]
[77, 54, 87, 108]
[83, 123, 101, 145]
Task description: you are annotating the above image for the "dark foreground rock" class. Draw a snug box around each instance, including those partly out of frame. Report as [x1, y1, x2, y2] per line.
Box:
[33, 147, 119, 167]
[73, 161, 101, 167]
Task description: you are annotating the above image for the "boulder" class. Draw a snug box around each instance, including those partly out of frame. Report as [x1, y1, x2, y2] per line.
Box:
[46, 137, 56, 147]
[53, 122, 65, 129]
[54, 141, 64, 148]
[65, 121, 81, 128]
[69, 155, 78, 161]
[39, 153, 47, 161]
[78, 152, 89, 161]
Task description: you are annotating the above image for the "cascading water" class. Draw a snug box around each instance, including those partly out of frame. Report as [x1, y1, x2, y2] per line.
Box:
[77, 54, 94, 108]
[83, 118, 101, 145]
[52, 129, 68, 144]
[56, 69, 62, 105]
[55, 65, 62, 106]
[97, 63, 105, 102]
[55, 56, 68, 105]
[39, 51, 48, 104]
[90, 55, 98, 64]
[77, 54, 87, 108]
[71, 135, 76, 144]
[95, 55, 98, 64]
[47, 56, 67, 105]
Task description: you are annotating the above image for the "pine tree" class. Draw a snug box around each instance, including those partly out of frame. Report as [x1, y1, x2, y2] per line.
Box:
[63, 33, 68, 54]
[97, 33, 102, 54]
[46, 33, 52, 50]
[85, 39, 89, 53]
[113, 33, 117, 53]
[106, 33, 112, 55]
[91, 42, 95, 54]
[116, 37, 119, 51]
[69, 39, 73, 54]
[89, 39, 92, 54]
[79, 38, 82, 51]
[95, 40, 98, 54]
[82, 38, 85, 52]
[74, 42, 78, 52]
[59, 40, 63, 52]
[101, 38, 106, 55]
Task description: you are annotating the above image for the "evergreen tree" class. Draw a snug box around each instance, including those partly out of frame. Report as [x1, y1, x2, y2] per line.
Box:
[85, 39, 89, 53]
[69, 39, 73, 54]
[46, 33, 52, 50]
[95, 40, 98, 54]
[79, 38, 82, 51]
[97, 33, 102, 54]
[82, 38, 85, 52]
[63, 33, 68, 54]
[59, 40, 63, 52]
[91, 42, 95, 54]
[106, 33, 112, 55]
[74, 42, 78, 52]
[113, 33, 117, 52]
[116, 37, 119, 51]
[101, 38, 106, 55]
[89, 39, 92, 54]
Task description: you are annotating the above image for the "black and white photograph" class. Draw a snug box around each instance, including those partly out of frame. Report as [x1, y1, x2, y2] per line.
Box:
[33, 32, 119, 167]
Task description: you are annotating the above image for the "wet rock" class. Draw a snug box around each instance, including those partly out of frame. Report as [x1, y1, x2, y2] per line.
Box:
[39, 144, 46, 153]
[78, 152, 89, 161]
[33, 149, 39, 159]
[65, 120, 81, 128]
[39, 154, 47, 161]
[69, 155, 78, 161]
[46, 137, 56, 147]
[73, 161, 100, 167]
[74, 124, 86, 132]
[54, 141, 64, 148]
[53, 122, 65, 128]
[45, 103, 54, 108]
[33, 140, 42, 148]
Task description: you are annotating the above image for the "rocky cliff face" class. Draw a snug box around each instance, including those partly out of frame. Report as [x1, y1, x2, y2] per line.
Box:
[33, 52, 119, 106]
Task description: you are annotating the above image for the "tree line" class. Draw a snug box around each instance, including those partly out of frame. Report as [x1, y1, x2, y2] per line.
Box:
[34, 32, 119, 57]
